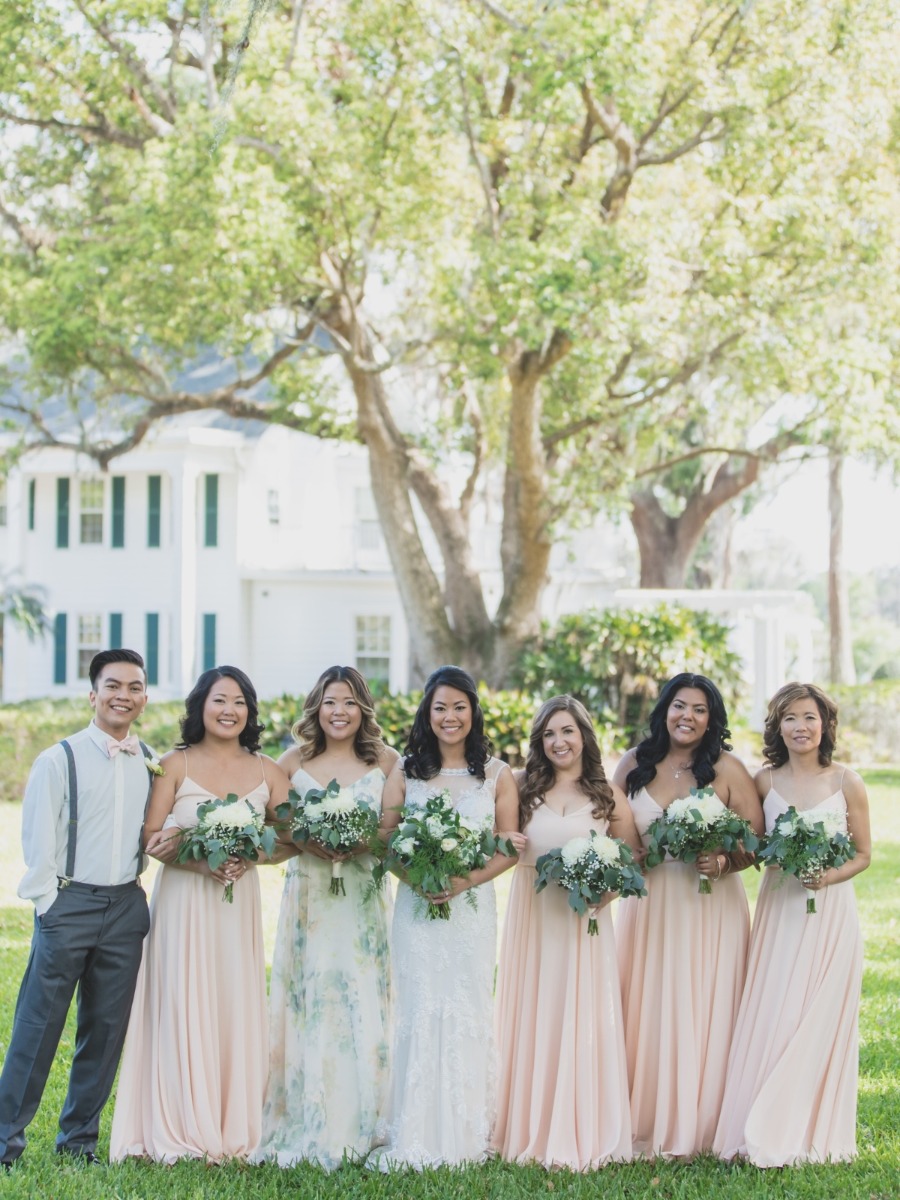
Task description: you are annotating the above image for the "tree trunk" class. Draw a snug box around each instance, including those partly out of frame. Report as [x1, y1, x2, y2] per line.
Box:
[334, 308, 462, 682]
[631, 452, 764, 588]
[491, 332, 571, 684]
[828, 452, 856, 684]
[630, 490, 705, 587]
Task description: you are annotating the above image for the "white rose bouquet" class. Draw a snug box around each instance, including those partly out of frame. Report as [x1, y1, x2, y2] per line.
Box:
[373, 790, 514, 920]
[757, 805, 856, 913]
[275, 778, 380, 896]
[534, 830, 646, 935]
[643, 786, 759, 895]
[175, 794, 276, 903]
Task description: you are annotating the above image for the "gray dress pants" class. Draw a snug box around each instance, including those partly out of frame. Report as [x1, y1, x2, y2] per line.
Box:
[0, 880, 149, 1162]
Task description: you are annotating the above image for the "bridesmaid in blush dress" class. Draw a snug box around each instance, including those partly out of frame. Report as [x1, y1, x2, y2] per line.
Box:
[493, 695, 639, 1169]
[257, 666, 398, 1168]
[714, 682, 871, 1166]
[110, 666, 291, 1163]
[613, 673, 763, 1159]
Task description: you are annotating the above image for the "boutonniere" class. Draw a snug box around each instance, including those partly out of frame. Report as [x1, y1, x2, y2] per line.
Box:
[144, 754, 165, 777]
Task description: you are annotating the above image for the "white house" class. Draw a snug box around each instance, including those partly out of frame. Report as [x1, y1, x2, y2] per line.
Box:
[0, 412, 815, 725]
[0, 413, 409, 701]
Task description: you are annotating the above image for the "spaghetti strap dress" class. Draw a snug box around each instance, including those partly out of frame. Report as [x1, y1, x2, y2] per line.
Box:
[615, 786, 750, 1157]
[493, 801, 631, 1168]
[714, 785, 862, 1166]
[110, 761, 269, 1163]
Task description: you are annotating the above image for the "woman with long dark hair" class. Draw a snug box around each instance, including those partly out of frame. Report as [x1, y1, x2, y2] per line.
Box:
[374, 665, 519, 1169]
[612, 672, 762, 1158]
[111, 666, 290, 1163]
[493, 695, 640, 1169]
[257, 666, 398, 1167]
[714, 683, 870, 1166]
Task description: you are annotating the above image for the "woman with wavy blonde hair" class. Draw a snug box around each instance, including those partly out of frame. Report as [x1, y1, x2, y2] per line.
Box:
[494, 695, 641, 1169]
[257, 666, 398, 1169]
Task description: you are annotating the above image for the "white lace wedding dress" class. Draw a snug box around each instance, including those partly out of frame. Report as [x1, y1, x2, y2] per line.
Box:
[375, 758, 506, 1169]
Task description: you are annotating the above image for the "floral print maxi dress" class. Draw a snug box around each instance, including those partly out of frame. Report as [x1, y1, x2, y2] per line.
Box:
[257, 767, 391, 1168]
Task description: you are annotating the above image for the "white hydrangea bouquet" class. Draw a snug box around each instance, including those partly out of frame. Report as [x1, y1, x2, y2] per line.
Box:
[373, 790, 514, 920]
[275, 778, 380, 896]
[757, 804, 855, 913]
[534, 830, 646, 935]
[644, 785, 759, 895]
[175, 794, 276, 903]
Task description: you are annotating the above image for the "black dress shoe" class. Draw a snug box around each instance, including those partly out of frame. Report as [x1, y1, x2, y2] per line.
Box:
[57, 1149, 104, 1166]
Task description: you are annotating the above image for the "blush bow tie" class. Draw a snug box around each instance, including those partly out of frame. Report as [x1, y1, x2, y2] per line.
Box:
[107, 734, 141, 758]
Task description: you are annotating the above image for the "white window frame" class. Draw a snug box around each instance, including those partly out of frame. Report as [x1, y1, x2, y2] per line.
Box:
[355, 487, 383, 552]
[355, 614, 391, 683]
[79, 478, 104, 545]
[76, 613, 103, 680]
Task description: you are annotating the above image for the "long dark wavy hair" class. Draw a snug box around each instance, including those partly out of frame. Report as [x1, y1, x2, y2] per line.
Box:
[403, 665, 491, 781]
[291, 665, 386, 766]
[625, 672, 732, 796]
[519, 695, 615, 829]
[177, 666, 265, 753]
[762, 682, 838, 768]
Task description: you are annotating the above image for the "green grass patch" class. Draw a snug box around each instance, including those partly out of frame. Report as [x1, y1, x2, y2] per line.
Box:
[0, 775, 897, 1199]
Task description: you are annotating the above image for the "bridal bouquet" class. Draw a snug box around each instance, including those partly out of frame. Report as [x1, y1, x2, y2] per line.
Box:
[535, 830, 646, 935]
[643, 786, 759, 894]
[176, 794, 277, 903]
[757, 805, 855, 913]
[374, 790, 514, 920]
[275, 778, 380, 895]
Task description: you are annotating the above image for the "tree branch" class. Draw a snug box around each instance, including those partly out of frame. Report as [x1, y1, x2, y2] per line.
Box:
[72, 0, 178, 125]
[0, 105, 146, 150]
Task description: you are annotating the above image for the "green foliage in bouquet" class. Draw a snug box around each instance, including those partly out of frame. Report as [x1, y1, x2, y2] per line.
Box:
[274, 777, 380, 895]
[373, 791, 515, 920]
[758, 805, 856, 913]
[535, 831, 646, 934]
[643, 786, 759, 894]
[176, 793, 277, 902]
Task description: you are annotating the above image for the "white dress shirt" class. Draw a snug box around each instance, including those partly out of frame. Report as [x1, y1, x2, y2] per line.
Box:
[18, 721, 153, 916]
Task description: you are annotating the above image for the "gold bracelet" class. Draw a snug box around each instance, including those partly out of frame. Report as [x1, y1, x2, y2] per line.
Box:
[713, 855, 725, 880]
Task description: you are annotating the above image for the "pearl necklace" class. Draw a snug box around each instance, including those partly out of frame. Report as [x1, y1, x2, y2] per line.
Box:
[669, 760, 693, 780]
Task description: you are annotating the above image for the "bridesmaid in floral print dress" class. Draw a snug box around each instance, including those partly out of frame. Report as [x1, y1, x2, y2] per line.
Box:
[256, 666, 398, 1168]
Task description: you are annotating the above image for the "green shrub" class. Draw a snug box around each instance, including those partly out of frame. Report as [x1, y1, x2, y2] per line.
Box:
[511, 605, 743, 749]
[829, 680, 900, 764]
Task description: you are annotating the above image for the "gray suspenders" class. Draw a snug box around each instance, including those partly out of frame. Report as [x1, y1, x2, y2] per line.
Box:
[58, 739, 154, 886]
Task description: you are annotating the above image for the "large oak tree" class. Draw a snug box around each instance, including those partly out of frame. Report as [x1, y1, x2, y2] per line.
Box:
[0, 0, 896, 681]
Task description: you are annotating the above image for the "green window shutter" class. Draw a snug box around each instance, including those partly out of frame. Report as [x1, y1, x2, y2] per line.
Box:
[146, 613, 159, 686]
[109, 612, 123, 648]
[204, 474, 218, 547]
[202, 614, 216, 672]
[111, 476, 126, 548]
[56, 478, 69, 548]
[28, 479, 35, 531]
[147, 475, 161, 547]
[53, 613, 67, 683]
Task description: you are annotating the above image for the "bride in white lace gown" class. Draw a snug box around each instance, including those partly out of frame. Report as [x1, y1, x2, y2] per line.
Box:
[375, 666, 519, 1169]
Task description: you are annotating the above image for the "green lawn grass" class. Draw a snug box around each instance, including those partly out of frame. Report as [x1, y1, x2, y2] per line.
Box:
[0, 771, 897, 1200]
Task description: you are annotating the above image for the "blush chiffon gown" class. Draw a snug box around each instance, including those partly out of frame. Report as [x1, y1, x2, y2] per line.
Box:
[110, 772, 269, 1163]
[493, 801, 632, 1168]
[615, 786, 750, 1158]
[714, 785, 863, 1166]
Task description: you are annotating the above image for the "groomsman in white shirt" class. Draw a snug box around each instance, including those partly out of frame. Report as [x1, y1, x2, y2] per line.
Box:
[0, 649, 154, 1169]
